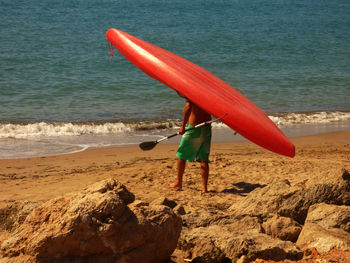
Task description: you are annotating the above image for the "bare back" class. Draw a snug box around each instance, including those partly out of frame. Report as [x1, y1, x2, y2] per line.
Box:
[188, 103, 211, 126]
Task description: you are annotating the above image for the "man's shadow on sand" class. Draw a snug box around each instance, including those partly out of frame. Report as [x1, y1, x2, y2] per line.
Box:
[220, 182, 266, 196]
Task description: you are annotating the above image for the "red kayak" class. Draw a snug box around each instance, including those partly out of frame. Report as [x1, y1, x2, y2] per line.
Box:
[106, 28, 295, 157]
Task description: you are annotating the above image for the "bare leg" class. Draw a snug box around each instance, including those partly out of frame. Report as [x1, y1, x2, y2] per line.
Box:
[168, 158, 186, 190]
[200, 159, 209, 193]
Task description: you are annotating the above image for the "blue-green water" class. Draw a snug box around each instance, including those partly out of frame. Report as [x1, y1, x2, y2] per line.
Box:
[1, 0, 350, 158]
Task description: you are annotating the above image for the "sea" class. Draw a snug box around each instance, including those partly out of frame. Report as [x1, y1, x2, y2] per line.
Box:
[1, 0, 349, 159]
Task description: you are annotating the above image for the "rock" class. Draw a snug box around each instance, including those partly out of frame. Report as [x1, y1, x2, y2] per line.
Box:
[229, 232, 303, 262]
[1, 179, 182, 263]
[262, 214, 302, 242]
[228, 215, 263, 233]
[179, 225, 232, 263]
[181, 210, 215, 228]
[230, 170, 350, 224]
[151, 197, 178, 209]
[278, 176, 350, 224]
[179, 219, 302, 262]
[229, 180, 299, 219]
[177, 169, 350, 262]
[190, 236, 229, 263]
[296, 203, 350, 254]
[181, 210, 260, 231]
[304, 203, 350, 233]
[173, 204, 186, 216]
[0, 201, 41, 231]
[342, 168, 350, 181]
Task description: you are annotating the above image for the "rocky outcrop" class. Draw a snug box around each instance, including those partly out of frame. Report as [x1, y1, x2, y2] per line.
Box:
[2, 169, 349, 263]
[296, 203, 350, 253]
[179, 220, 303, 262]
[177, 169, 350, 262]
[1, 179, 182, 263]
[278, 179, 350, 224]
[229, 172, 350, 224]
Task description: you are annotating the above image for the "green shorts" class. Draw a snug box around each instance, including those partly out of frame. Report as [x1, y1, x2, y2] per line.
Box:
[176, 125, 212, 162]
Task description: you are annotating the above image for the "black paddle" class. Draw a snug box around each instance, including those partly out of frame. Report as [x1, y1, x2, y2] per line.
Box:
[139, 114, 228, 151]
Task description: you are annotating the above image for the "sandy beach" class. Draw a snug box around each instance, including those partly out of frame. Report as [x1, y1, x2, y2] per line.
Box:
[1, 130, 349, 261]
[1, 130, 349, 206]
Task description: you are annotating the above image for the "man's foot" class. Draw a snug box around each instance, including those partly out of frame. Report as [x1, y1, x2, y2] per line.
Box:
[168, 182, 182, 191]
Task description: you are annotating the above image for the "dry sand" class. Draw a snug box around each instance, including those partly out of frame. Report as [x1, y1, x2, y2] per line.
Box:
[0, 130, 349, 259]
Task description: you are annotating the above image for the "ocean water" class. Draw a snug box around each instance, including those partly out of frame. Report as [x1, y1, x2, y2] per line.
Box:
[1, 0, 349, 158]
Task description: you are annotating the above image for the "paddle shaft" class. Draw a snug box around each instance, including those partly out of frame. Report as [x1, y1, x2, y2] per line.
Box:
[156, 114, 227, 143]
[139, 114, 228, 151]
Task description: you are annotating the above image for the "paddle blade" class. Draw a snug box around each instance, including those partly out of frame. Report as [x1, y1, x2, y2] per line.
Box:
[139, 141, 158, 151]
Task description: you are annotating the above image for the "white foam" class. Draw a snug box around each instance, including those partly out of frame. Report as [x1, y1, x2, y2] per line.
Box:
[0, 122, 131, 139]
[210, 111, 350, 128]
[1, 111, 349, 139]
[269, 111, 350, 126]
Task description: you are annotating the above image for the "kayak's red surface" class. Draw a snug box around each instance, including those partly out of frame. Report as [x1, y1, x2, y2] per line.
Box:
[106, 28, 295, 157]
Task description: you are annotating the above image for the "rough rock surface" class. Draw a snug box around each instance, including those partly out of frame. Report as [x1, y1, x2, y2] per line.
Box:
[178, 215, 303, 262]
[2, 169, 350, 263]
[1, 179, 182, 263]
[228, 179, 299, 217]
[0, 201, 41, 232]
[262, 214, 302, 242]
[229, 173, 350, 224]
[296, 203, 350, 253]
[176, 171, 350, 262]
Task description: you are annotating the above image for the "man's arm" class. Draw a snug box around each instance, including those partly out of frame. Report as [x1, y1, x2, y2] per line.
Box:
[179, 99, 192, 135]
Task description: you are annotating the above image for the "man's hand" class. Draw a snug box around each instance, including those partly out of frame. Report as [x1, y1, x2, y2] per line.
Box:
[179, 125, 186, 135]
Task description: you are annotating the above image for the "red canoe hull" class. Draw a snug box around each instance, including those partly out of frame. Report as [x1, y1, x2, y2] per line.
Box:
[106, 28, 295, 157]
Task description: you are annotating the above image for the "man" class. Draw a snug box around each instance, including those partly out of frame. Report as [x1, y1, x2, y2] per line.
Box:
[168, 99, 212, 193]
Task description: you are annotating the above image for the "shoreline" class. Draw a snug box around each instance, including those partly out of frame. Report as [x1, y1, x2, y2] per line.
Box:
[1, 120, 350, 160]
[0, 129, 349, 208]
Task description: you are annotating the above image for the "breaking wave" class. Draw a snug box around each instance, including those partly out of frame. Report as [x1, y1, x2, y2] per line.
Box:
[0, 120, 182, 139]
[0, 111, 349, 139]
[269, 111, 350, 126]
[0, 122, 130, 139]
